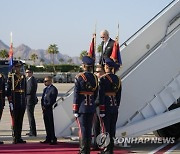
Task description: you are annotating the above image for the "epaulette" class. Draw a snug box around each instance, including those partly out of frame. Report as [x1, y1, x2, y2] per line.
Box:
[8, 73, 13, 78]
[75, 73, 84, 79]
[100, 73, 108, 79]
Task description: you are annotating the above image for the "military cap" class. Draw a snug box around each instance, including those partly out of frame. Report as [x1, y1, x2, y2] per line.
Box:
[13, 61, 23, 67]
[82, 56, 94, 65]
[104, 58, 116, 68]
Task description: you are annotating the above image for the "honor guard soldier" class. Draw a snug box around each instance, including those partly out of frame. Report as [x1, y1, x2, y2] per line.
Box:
[0, 73, 5, 144]
[73, 56, 98, 154]
[99, 58, 122, 154]
[7, 61, 27, 144]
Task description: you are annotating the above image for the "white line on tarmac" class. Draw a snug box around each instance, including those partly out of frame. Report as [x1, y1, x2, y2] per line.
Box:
[164, 142, 180, 154]
[148, 143, 169, 154]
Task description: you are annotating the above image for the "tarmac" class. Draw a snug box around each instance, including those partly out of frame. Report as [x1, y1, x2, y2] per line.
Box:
[0, 83, 74, 144]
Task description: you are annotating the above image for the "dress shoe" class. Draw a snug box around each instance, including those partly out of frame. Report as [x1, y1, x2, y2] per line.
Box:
[17, 139, 26, 144]
[26, 132, 37, 137]
[91, 146, 100, 151]
[0, 141, 4, 144]
[40, 140, 50, 144]
[49, 141, 57, 145]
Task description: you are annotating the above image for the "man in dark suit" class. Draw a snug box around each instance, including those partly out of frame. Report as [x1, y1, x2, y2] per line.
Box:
[0, 73, 5, 144]
[99, 30, 115, 66]
[40, 76, 58, 145]
[26, 68, 38, 137]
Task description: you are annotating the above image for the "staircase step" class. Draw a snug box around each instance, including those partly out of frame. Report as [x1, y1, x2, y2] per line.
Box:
[141, 103, 156, 119]
[70, 126, 79, 136]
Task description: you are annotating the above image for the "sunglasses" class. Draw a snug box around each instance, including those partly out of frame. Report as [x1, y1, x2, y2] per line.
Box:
[95, 71, 101, 73]
[101, 36, 105, 38]
[44, 80, 49, 83]
[26, 71, 31, 73]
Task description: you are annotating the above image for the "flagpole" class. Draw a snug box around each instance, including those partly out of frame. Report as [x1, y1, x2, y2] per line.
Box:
[10, 32, 13, 44]
[94, 22, 96, 53]
[117, 22, 119, 42]
[92, 23, 96, 73]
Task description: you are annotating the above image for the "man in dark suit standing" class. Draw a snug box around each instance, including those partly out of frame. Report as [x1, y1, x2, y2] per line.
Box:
[99, 30, 115, 66]
[40, 76, 58, 145]
[26, 68, 38, 137]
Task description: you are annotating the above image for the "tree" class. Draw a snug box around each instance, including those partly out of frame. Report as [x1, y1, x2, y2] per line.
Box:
[97, 44, 102, 57]
[59, 58, 64, 64]
[67, 58, 73, 64]
[40, 58, 45, 65]
[79, 50, 87, 60]
[30, 53, 38, 64]
[0, 49, 8, 59]
[47, 44, 59, 72]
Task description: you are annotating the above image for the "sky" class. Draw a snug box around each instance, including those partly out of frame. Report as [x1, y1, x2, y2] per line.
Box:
[0, 0, 173, 57]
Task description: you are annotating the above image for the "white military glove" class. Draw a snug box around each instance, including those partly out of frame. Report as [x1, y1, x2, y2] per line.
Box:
[100, 114, 105, 118]
[74, 113, 79, 118]
[9, 103, 13, 111]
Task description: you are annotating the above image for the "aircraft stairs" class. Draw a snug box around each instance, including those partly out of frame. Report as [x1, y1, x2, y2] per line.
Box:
[53, 0, 180, 139]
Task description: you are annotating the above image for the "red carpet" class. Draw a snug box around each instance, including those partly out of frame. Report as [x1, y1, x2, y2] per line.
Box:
[0, 142, 129, 154]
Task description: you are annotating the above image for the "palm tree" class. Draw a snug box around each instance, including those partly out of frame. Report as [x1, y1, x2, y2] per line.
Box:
[47, 44, 59, 72]
[67, 58, 73, 64]
[97, 44, 102, 57]
[40, 58, 45, 65]
[30, 53, 38, 64]
[59, 58, 64, 64]
[0, 49, 8, 59]
[79, 50, 87, 60]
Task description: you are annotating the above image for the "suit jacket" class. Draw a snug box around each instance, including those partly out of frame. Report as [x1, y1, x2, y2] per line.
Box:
[26, 76, 38, 105]
[99, 38, 115, 65]
[41, 85, 58, 110]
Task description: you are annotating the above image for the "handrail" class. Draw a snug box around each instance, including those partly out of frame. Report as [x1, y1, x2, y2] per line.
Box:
[120, 22, 180, 80]
[120, 0, 176, 48]
[119, 1, 179, 79]
[56, 85, 74, 102]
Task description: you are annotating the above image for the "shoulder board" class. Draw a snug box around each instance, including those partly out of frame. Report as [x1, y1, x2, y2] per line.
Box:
[100, 74, 107, 79]
[75, 73, 84, 79]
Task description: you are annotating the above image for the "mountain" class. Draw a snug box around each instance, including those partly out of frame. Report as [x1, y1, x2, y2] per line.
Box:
[0, 40, 81, 65]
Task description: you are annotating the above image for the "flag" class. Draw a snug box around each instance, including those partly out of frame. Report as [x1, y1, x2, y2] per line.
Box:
[87, 37, 95, 59]
[110, 40, 122, 66]
[8, 43, 13, 72]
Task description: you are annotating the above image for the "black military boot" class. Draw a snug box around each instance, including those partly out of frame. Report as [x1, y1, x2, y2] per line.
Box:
[109, 137, 114, 154]
[86, 139, 91, 154]
[79, 138, 87, 154]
